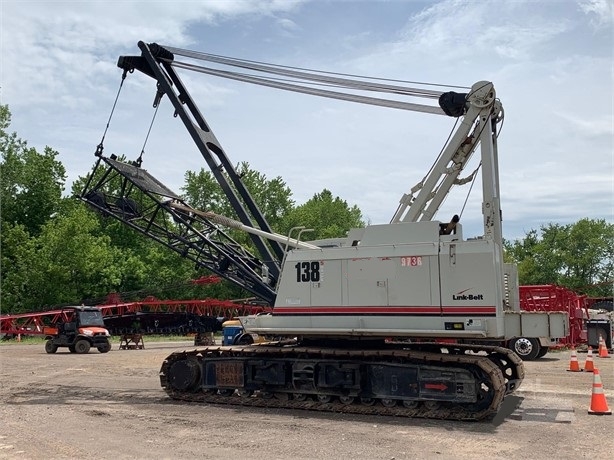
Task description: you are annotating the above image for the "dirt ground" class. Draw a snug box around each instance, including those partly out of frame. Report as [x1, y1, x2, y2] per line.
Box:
[0, 341, 613, 460]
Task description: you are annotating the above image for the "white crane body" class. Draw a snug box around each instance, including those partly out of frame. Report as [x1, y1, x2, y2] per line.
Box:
[80, 42, 569, 420]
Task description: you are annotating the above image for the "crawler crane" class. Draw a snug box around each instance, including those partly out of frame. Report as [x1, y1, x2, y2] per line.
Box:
[81, 42, 569, 420]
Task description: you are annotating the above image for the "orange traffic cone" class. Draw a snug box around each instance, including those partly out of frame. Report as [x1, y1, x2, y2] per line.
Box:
[598, 335, 611, 358]
[567, 348, 583, 372]
[588, 368, 612, 415]
[583, 347, 595, 372]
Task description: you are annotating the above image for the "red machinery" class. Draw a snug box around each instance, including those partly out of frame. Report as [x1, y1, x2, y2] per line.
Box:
[0, 297, 270, 338]
[519, 284, 588, 347]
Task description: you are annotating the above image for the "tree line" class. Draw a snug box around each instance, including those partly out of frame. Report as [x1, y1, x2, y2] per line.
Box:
[1, 104, 611, 314]
[0, 105, 363, 313]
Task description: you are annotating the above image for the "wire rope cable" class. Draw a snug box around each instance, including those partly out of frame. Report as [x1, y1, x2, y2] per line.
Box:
[135, 104, 160, 166]
[165, 46, 469, 91]
[94, 70, 128, 156]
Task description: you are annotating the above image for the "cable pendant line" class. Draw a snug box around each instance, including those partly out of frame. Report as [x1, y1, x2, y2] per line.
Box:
[135, 103, 160, 167]
[171, 61, 445, 115]
[95, 69, 128, 157]
[170, 55, 444, 100]
[204, 65, 443, 99]
[173, 54, 444, 99]
[166, 46, 470, 91]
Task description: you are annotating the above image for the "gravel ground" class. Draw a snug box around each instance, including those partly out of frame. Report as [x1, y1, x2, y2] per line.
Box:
[0, 341, 613, 460]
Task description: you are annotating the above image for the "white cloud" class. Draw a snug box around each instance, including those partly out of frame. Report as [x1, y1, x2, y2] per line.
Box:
[0, 0, 611, 244]
[578, 0, 614, 28]
[276, 17, 300, 33]
[398, 0, 570, 62]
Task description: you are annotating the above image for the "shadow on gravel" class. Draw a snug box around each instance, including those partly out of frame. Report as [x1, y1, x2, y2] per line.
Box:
[488, 395, 524, 427]
[163, 394, 528, 433]
[5, 384, 171, 406]
[6, 384, 526, 433]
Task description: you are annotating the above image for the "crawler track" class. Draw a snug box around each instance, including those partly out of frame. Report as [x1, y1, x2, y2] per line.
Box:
[160, 343, 524, 421]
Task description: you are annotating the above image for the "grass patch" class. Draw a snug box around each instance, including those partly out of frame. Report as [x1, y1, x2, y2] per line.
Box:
[0, 335, 47, 345]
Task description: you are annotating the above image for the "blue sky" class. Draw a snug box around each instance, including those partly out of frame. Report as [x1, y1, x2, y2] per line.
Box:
[1, 0, 612, 241]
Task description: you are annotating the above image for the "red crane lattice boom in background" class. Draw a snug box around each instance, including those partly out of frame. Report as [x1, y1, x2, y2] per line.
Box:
[0, 297, 270, 337]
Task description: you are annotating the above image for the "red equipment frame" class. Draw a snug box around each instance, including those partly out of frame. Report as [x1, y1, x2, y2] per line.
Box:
[518, 284, 588, 347]
[1, 297, 270, 337]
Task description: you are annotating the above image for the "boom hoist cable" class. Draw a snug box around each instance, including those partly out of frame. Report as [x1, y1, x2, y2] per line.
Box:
[163, 45, 468, 115]
[170, 61, 446, 114]
[168, 46, 466, 89]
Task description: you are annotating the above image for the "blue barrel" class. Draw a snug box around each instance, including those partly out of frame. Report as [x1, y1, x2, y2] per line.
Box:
[222, 324, 243, 345]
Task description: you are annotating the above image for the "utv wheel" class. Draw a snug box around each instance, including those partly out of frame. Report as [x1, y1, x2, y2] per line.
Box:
[98, 341, 111, 353]
[74, 339, 91, 354]
[510, 337, 540, 361]
[45, 340, 58, 354]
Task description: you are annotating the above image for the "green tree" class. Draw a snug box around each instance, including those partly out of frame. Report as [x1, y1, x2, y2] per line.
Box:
[280, 189, 364, 241]
[182, 161, 294, 232]
[2, 204, 119, 312]
[0, 221, 31, 312]
[504, 218, 614, 296]
[182, 161, 295, 262]
[0, 105, 66, 236]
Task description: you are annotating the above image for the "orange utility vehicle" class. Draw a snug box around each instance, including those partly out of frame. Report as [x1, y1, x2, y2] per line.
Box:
[44, 306, 112, 354]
